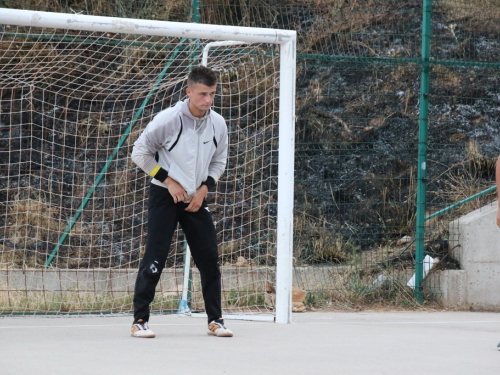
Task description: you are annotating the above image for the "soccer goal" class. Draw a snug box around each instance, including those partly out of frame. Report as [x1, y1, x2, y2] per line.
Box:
[0, 9, 296, 323]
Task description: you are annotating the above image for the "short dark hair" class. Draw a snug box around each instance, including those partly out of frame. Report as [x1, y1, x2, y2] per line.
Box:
[187, 65, 218, 87]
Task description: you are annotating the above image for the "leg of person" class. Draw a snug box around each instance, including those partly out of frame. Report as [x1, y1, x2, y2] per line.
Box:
[132, 184, 178, 338]
[179, 200, 233, 337]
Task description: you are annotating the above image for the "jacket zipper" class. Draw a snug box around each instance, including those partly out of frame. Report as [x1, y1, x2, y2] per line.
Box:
[194, 118, 200, 195]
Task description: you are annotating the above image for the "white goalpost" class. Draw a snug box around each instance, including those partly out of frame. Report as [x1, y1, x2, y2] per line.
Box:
[0, 9, 296, 323]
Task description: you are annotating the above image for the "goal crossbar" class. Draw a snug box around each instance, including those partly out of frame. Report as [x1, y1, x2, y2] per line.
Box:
[0, 8, 294, 45]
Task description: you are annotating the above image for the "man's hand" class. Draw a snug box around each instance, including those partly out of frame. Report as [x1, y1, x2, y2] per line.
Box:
[185, 185, 208, 212]
[164, 177, 188, 204]
[497, 208, 500, 228]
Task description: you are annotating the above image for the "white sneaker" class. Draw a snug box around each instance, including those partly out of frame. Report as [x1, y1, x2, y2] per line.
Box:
[207, 319, 233, 337]
[131, 319, 155, 338]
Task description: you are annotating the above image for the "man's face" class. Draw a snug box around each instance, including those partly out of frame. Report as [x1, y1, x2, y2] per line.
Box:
[186, 82, 217, 118]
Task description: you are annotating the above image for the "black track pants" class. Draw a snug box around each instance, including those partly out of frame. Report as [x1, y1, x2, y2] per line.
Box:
[133, 183, 222, 323]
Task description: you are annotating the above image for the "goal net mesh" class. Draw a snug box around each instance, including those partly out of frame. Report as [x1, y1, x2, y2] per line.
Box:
[0, 25, 280, 316]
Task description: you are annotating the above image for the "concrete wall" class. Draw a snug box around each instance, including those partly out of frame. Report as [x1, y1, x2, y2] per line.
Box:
[0, 266, 347, 295]
[0, 266, 346, 313]
[427, 201, 500, 311]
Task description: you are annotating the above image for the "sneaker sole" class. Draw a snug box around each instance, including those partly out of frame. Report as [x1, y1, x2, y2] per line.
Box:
[131, 333, 155, 338]
[207, 331, 233, 337]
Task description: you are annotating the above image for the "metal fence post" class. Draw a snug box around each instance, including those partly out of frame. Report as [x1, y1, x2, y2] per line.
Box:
[415, 0, 433, 303]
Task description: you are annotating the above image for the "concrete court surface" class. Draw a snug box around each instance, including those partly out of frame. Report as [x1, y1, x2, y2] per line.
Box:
[1, 311, 500, 375]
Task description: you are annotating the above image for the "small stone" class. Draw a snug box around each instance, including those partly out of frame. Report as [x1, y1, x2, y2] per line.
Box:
[235, 256, 249, 267]
[292, 302, 306, 312]
[397, 236, 413, 245]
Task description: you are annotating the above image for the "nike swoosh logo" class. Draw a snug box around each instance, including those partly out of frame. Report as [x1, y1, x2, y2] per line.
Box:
[203, 140, 211, 144]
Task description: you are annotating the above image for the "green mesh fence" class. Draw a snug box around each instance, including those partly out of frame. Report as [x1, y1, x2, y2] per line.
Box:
[1, 0, 499, 311]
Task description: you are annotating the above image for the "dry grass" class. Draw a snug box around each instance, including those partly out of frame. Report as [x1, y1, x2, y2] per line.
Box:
[294, 213, 354, 264]
[424, 140, 496, 246]
[430, 65, 463, 92]
[111, 44, 149, 80]
[438, 0, 500, 34]
[302, 264, 420, 309]
[359, 243, 413, 266]
[0, 290, 134, 314]
[4, 192, 60, 248]
[311, 235, 353, 263]
[430, 140, 496, 218]
[440, 172, 493, 216]
[4, 0, 189, 21]
[219, 240, 240, 264]
[465, 139, 497, 179]
[0, 244, 16, 268]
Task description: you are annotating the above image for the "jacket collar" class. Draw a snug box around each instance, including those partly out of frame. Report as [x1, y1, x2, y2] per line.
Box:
[180, 99, 211, 121]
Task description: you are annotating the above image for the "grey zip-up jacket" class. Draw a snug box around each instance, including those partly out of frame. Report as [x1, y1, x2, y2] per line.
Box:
[131, 99, 228, 196]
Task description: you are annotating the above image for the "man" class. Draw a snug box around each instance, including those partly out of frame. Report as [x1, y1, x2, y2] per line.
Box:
[130, 65, 233, 338]
[497, 154, 500, 228]
[496, 154, 500, 350]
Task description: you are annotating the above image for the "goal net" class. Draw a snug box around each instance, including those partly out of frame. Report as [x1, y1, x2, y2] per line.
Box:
[0, 9, 296, 322]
